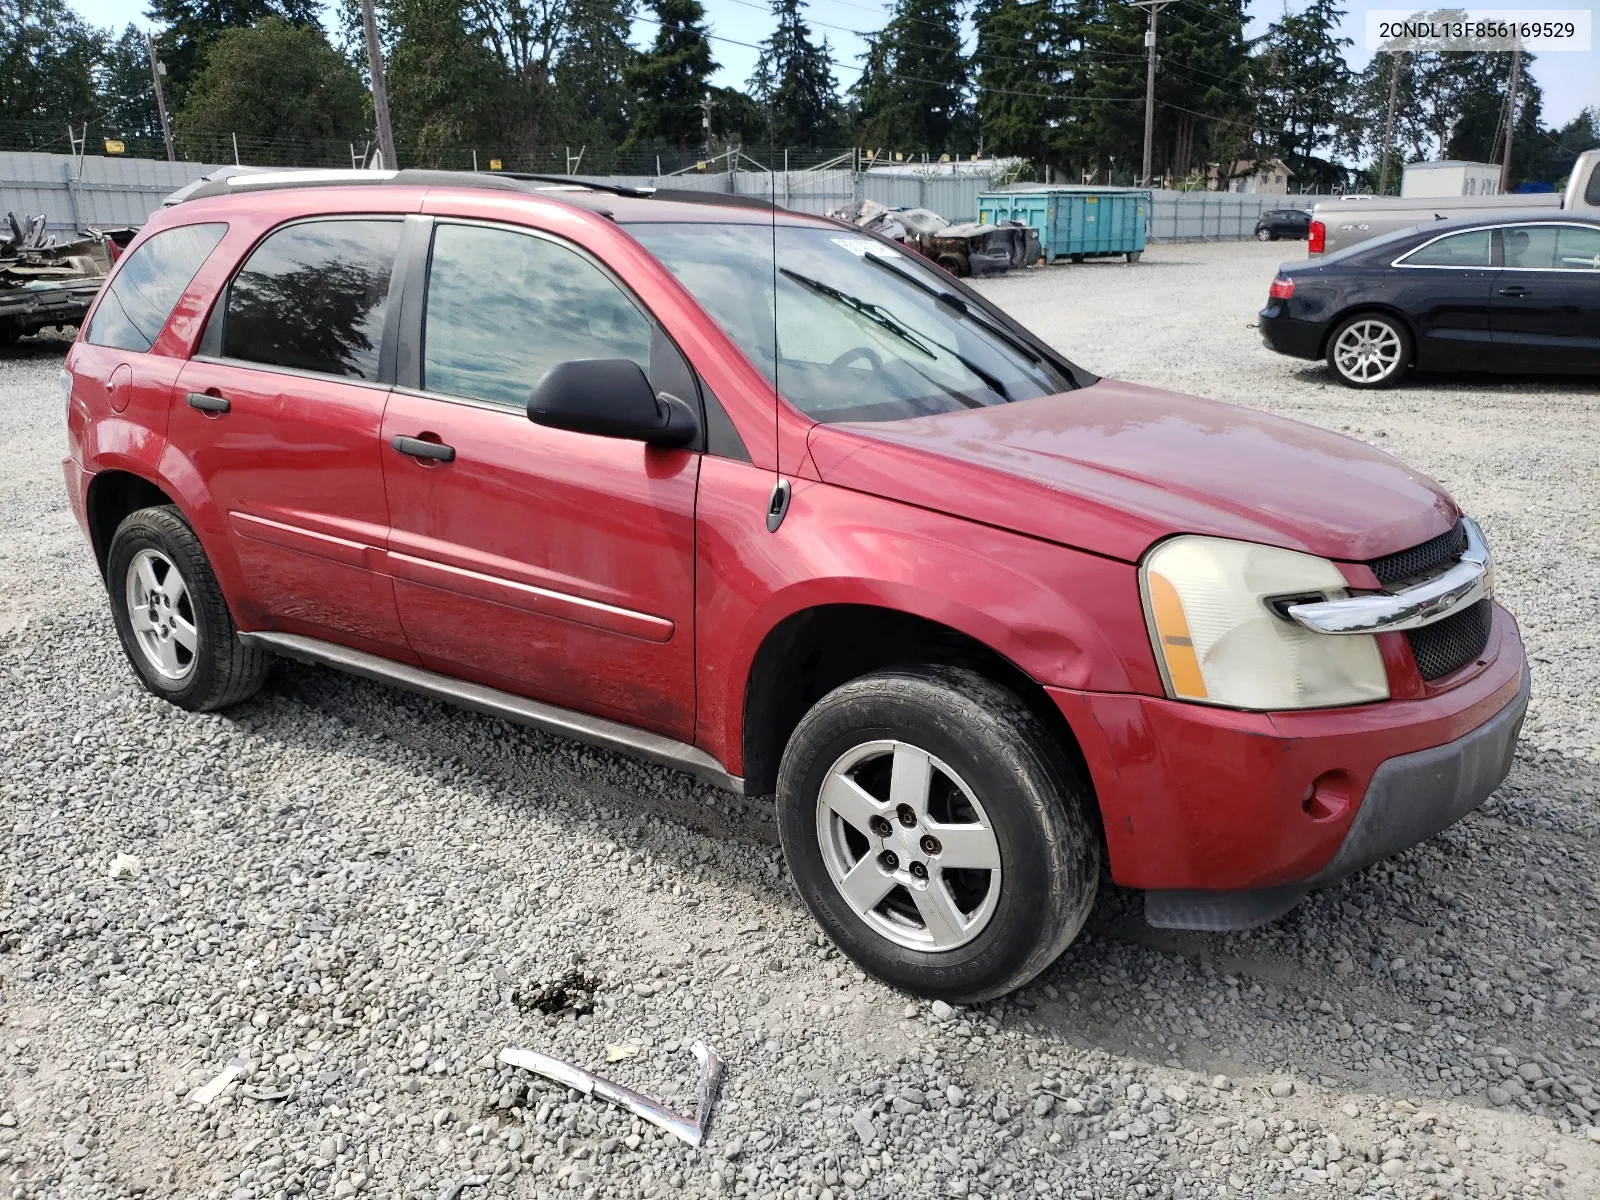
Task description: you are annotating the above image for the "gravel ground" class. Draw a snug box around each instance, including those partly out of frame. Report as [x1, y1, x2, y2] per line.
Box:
[2, 240, 1599, 1200]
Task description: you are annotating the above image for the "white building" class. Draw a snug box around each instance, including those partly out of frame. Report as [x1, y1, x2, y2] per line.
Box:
[1401, 160, 1501, 198]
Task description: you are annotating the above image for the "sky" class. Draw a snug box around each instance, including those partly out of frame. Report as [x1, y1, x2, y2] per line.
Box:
[73, 0, 1598, 129]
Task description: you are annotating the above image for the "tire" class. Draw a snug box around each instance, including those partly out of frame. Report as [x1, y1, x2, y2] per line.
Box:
[106, 504, 269, 711]
[1256, 228, 1274, 241]
[1325, 310, 1412, 389]
[777, 666, 1101, 1002]
[935, 252, 968, 277]
[0, 320, 19, 347]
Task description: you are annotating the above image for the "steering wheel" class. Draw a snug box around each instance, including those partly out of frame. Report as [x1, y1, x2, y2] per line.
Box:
[829, 346, 886, 372]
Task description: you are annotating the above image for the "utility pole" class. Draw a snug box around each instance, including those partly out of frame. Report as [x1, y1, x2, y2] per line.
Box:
[1130, 0, 1172, 188]
[1499, 49, 1521, 194]
[358, 0, 397, 170]
[1378, 50, 1403, 195]
[143, 33, 175, 163]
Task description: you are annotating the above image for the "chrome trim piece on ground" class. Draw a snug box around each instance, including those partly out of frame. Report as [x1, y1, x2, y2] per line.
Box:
[1287, 517, 1492, 635]
[499, 1043, 723, 1148]
[238, 630, 745, 794]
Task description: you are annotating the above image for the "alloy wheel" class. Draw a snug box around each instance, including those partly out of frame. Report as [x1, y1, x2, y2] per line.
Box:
[814, 739, 1002, 951]
[124, 548, 199, 682]
[1332, 319, 1402, 383]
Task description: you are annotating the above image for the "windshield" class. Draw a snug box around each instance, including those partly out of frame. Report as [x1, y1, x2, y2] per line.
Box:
[625, 222, 1077, 424]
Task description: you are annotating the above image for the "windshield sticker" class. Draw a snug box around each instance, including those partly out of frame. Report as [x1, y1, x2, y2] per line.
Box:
[831, 238, 902, 259]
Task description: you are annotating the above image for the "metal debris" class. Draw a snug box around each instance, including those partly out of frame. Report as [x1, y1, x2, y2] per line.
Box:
[240, 1085, 290, 1101]
[604, 1043, 639, 1063]
[499, 1041, 723, 1147]
[436, 1175, 489, 1200]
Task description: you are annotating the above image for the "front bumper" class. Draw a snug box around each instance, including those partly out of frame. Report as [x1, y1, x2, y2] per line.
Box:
[1050, 601, 1528, 926]
[1143, 662, 1528, 929]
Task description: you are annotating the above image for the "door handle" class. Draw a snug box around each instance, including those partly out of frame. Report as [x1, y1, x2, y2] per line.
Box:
[186, 392, 230, 413]
[1497, 285, 1530, 297]
[392, 434, 455, 463]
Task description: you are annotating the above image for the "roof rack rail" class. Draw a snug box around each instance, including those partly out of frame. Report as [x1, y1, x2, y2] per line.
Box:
[496, 173, 655, 198]
[170, 165, 785, 213]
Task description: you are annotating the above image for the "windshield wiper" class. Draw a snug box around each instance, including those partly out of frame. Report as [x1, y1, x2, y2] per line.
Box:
[859, 250, 1043, 365]
[779, 266, 1010, 400]
[778, 267, 936, 359]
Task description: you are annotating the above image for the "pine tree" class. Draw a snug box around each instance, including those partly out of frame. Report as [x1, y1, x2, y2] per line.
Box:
[971, 0, 1072, 167]
[95, 24, 163, 140]
[748, 0, 840, 147]
[852, 0, 967, 156]
[145, 0, 322, 102]
[623, 0, 716, 154]
[1256, 0, 1353, 189]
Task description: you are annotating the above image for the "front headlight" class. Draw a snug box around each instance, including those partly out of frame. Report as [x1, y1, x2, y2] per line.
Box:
[1140, 535, 1389, 710]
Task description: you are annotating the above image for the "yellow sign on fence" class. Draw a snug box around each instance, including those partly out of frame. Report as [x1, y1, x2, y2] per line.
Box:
[104, 139, 125, 154]
[489, 158, 503, 171]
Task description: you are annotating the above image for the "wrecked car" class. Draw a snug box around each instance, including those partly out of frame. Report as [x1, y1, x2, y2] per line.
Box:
[833, 200, 1041, 278]
[0, 213, 119, 345]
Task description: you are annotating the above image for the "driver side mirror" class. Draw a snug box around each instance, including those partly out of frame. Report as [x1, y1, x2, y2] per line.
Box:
[527, 359, 699, 449]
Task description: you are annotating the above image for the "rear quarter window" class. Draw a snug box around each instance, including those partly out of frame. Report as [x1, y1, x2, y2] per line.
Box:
[85, 222, 227, 352]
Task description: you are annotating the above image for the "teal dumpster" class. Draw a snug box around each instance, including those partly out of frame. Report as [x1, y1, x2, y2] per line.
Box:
[978, 187, 1150, 263]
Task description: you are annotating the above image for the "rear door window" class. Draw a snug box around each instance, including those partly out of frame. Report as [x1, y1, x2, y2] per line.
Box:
[1401, 230, 1492, 268]
[85, 222, 227, 351]
[1499, 226, 1558, 269]
[221, 219, 402, 380]
[421, 222, 652, 408]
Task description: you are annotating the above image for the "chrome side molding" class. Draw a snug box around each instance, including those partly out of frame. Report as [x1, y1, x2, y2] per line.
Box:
[1287, 517, 1492, 636]
[238, 631, 746, 795]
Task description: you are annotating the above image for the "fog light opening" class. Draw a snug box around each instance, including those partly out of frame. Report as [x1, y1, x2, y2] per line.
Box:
[1302, 771, 1352, 822]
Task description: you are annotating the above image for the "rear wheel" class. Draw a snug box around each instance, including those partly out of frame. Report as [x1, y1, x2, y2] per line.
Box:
[0, 320, 20, 347]
[935, 252, 968, 277]
[106, 505, 269, 711]
[777, 667, 1100, 1002]
[1326, 311, 1411, 388]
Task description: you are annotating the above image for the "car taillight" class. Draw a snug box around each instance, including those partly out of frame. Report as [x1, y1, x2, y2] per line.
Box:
[1269, 275, 1295, 300]
[1308, 220, 1325, 254]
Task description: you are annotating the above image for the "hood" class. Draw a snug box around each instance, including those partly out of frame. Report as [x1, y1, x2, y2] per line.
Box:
[806, 379, 1457, 564]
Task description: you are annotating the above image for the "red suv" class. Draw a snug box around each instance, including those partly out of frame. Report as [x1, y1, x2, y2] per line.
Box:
[64, 172, 1528, 1001]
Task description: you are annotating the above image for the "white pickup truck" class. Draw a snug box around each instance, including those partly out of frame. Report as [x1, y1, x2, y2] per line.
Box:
[1310, 149, 1600, 255]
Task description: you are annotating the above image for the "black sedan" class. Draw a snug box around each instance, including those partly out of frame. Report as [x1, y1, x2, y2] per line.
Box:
[1259, 213, 1600, 387]
[1254, 208, 1312, 241]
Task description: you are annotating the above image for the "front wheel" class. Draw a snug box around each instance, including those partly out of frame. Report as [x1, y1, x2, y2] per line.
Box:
[1256, 228, 1274, 241]
[106, 505, 269, 711]
[1326, 311, 1411, 388]
[777, 667, 1101, 1002]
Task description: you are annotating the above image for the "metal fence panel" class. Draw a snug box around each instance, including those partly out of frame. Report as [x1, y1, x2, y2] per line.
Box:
[0, 151, 221, 230]
[3, 153, 1288, 240]
[1147, 190, 1275, 241]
